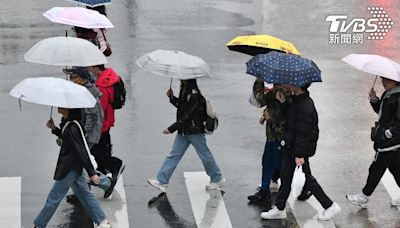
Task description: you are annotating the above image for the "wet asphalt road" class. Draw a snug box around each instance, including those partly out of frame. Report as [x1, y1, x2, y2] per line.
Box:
[0, 0, 400, 227]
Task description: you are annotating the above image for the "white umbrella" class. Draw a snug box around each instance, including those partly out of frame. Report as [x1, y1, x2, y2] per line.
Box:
[43, 7, 114, 29]
[135, 49, 210, 80]
[342, 54, 400, 82]
[9, 77, 96, 108]
[24, 36, 107, 67]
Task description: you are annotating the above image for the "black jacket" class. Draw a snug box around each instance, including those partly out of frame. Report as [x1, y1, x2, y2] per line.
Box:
[371, 87, 400, 152]
[281, 91, 319, 158]
[53, 121, 96, 180]
[167, 91, 207, 134]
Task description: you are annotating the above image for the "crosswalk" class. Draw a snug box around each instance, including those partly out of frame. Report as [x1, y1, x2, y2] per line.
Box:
[2, 172, 400, 227]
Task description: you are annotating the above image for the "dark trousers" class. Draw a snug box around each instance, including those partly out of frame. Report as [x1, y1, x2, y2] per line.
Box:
[91, 130, 122, 174]
[261, 141, 282, 193]
[275, 151, 333, 210]
[362, 150, 400, 196]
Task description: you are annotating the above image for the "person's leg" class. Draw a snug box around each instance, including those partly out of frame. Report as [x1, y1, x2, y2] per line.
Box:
[189, 134, 222, 183]
[261, 141, 275, 192]
[302, 160, 333, 209]
[91, 132, 110, 174]
[156, 134, 190, 184]
[271, 144, 281, 183]
[102, 130, 123, 174]
[387, 151, 400, 187]
[33, 171, 78, 227]
[275, 152, 296, 210]
[71, 176, 106, 224]
[362, 152, 392, 196]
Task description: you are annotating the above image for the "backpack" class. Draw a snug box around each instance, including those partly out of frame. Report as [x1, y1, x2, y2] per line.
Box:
[112, 77, 126, 109]
[204, 99, 218, 134]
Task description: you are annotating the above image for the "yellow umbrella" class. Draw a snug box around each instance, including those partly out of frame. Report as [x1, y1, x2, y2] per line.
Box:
[226, 34, 300, 56]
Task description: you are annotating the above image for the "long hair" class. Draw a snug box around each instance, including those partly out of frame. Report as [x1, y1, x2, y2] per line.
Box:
[86, 5, 107, 16]
[179, 79, 201, 103]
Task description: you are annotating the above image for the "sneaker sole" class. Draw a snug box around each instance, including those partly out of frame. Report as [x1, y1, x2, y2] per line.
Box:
[346, 196, 367, 208]
[147, 179, 167, 193]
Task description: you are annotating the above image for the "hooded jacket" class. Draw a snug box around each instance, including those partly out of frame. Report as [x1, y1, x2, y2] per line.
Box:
[54, 121, 97, 180]
[371, 86, 400, 152]
[95, 68, 120, 133]
[81, 81, 103, 144]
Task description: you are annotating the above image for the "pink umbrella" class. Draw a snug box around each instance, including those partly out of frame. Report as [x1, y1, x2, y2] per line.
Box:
[43, 7, 114, 29]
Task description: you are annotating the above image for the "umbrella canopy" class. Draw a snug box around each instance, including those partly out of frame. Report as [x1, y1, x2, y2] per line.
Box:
[24, 36, 107, 67]
[66, 0, 111, 7]
[227, 35, 300, 56]
[43, 7, 114, 29]
[246, 51, 322, 87]
[342, 54, 400, 82]
[10, 77, 96, 108]
[135, 49, 210, 79]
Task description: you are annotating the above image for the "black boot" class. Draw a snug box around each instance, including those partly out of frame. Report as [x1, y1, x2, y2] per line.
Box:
[248, 188, 271, 204]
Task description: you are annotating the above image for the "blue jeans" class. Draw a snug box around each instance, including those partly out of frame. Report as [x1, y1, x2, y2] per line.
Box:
[34, 171, 106, 227]
[261, 141, 282, 193]
[157, 133, 222, 184]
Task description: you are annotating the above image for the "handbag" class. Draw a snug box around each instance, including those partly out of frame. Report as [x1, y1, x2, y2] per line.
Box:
[371, 121, 379, 141]
[291, 166, 306, 198]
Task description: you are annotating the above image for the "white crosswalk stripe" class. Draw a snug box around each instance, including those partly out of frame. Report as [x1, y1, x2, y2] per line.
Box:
[92, 176, 130, 227]
[381, 170, 400, 210]
[184, 172, 233, 228]
[0, 177, 21, 228]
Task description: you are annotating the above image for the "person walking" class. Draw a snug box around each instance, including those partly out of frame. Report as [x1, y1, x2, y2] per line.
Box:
[347, 77, 400, 208]
[32, 108, 111, 228]
[247, 78, 290, 205]
[64, 67, 116, 198]
[87, 64, 125, 198]
[260, 83, 341, 221]
[147, 79, 224, 192]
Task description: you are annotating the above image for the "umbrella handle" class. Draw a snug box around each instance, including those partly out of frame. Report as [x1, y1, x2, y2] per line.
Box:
[372, 75, 378, 89]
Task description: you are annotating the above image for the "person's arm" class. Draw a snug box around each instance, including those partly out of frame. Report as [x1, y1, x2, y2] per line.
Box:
[293, 101, 319, 158]
[67, 124, 97, 177]
[167, 94, 201, 133]
[253, 78, 275, 107]
[83, 107, 98, 134]
[369, 88, 381, 114]
[94, 28, 107, 52]
[384, 96, 400, 139]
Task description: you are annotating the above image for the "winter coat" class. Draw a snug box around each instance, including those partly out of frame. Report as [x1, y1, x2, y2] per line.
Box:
[253, 78, 291, 141]
[96, 68, 120, 133]
[81, 81, 103, 144]
[167, 90, 207, 134]
[371, 86, 400, 152]
[54, 121, 97, 180]
[281, 91, 319, 158]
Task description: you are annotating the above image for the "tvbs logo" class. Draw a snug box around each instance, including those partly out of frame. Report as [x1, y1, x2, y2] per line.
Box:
[326, 15, 378, 33]
[326, 6, 394, 41]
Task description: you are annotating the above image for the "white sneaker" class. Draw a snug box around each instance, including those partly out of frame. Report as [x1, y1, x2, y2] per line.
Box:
[96, 219, 111, 228]
[346, 193, 368, 208]
[260, 206, 287, 219]
[148, 178, 168, 193]
[206, 177, 226, 190]
[318, 202, 341, 220]
[390, 198, 400, 206]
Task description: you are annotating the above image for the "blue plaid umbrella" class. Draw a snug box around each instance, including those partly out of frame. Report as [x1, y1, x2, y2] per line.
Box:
[66, 0, 111, 7]
[246, 51, 322, 87]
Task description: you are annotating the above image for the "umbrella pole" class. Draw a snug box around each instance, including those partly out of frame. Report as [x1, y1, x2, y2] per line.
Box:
[50, 106, 53, 119]
[169, 78, 172, 90]
[372, 75, 378, 89]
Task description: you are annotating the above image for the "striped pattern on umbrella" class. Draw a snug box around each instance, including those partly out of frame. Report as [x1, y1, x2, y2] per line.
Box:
[135, 49, 210, 80]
